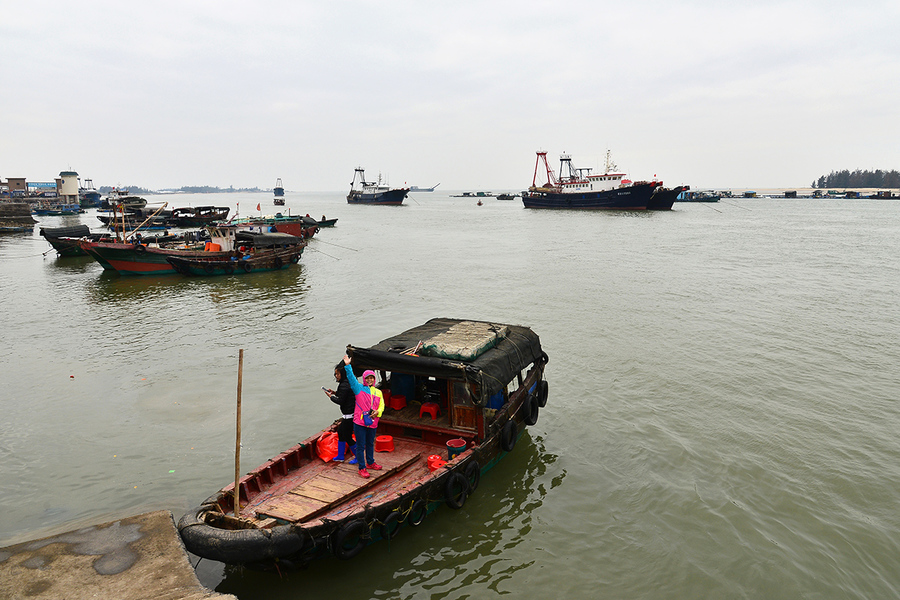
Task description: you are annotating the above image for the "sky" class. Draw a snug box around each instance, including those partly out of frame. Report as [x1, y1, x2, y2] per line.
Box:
[2, 0, 899, 192]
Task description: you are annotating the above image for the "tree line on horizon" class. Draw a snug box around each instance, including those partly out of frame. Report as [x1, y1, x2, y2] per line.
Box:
[812, 169, 900, 189]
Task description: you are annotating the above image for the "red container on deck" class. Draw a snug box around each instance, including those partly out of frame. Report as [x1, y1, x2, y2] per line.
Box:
[388, 394, 407, 410]
[427, 454, 447, 471]
[375, 435, 394, 452]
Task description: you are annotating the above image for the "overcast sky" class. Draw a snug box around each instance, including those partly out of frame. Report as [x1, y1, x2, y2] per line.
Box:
[2, 1, 898, 191]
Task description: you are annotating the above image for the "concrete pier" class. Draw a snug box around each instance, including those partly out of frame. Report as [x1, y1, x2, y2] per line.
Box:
[0, 510, 234, 600]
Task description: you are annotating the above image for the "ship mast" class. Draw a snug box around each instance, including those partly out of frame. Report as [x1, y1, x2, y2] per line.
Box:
[532, 151, 558, 188]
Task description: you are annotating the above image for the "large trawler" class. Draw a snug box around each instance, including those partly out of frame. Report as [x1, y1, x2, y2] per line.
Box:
[521, 150, 656, 210]
[347, 168, 408, 205]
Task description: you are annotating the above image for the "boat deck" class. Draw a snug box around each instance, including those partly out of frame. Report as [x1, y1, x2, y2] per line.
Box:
[246, 437, 446, 526]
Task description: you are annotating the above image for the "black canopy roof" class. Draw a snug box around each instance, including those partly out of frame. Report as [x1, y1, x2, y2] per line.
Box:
[347, 318, 545, 404]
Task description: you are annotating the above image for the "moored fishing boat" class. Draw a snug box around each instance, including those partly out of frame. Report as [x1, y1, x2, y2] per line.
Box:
[40, 225, 111, 257]
[166, 243, 305, 275]
[177, 318, 549, 569]
[646, 184, 689, 211]
[170, 206, 230, 227]
[676, 190, 720, 202]
[347, 168, 408, 205]
[78, 178, 102, 208]
[227, 212, 319, 238]
[81, 225, 305, 276]
[521, 150, 655, 210]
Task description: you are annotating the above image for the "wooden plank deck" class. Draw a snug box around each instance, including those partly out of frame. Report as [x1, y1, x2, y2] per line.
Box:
[254, 448, 423, 524]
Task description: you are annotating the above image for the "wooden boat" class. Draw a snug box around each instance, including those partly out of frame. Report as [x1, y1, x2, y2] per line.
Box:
[79, 224, 300, 276]
[40, 225, 111, 257]
[170, 206, 230, 227]
[177, 318, 549, 569]
[316, 217, 338, 227]
[166, 244, 305, 275]
[228, 212, 319, 239]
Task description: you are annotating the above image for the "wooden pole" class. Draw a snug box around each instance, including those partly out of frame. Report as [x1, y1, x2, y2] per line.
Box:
[234, 349, 244, 517]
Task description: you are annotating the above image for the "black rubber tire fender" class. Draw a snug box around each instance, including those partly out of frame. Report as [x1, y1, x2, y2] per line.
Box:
[464, 460, 480, 494]
[524, 393, 540, 426]
[500, 420, 517, 452]
[241, 261, 252, 273]
[444, 472, 468, 510]
[133, 243, 146, 253]
[407, 499, 427, 527]
[224, 264, 235, 275]
[380, 511, 401, 541]
[203, 262, 214, 274]
[538, 380, 549, 408]
[331, 519, 367, 560]
[273, 256, 283, 269]
[176, 506, 304, 564]
[290, 253, 300, 264]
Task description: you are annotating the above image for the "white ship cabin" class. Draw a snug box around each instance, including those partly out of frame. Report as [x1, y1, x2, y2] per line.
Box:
[206, 225, 238, 252]
[556, 154, 628, 192]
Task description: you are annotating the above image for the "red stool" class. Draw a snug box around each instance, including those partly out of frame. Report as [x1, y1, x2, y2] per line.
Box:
[375, 435, 394, 452]
[389, 394, 407, 410]
[420, 402, 440, 419]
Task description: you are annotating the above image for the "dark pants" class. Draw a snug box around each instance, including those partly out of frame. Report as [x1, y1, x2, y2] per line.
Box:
[353, 423, 376, 469]
[337, 418, 354, 444]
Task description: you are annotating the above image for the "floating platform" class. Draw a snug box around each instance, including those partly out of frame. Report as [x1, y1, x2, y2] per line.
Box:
[0, 510, 233, 600]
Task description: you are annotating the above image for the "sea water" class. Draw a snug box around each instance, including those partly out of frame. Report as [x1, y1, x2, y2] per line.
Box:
[1, 192, 898, 599]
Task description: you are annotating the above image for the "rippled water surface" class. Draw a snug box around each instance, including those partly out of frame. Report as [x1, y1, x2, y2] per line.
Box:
[1, 192, 899, 599]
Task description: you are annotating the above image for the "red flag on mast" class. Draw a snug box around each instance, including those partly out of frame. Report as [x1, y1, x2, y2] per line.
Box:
[256, 203, 261, 211]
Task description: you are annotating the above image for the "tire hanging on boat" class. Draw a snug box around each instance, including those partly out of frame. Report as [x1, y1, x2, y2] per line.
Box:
[176, 506, 305, 564]
[444, 472, 468, 510]
[464, 460, 480, 493]
[524, 393, 540, 426]
[380, 511, 401, 541]
[241, 261, 252, 273]
[500, 420, 517, 452]
[224, 264, 235, 275]
[538, 380, 549, 408]
[407, 499, 427, 527]
[274, 256, 283, 269]
[290, 253, 300, 264]
[331, 519, 367, 560]
[203, 262, 214, 274]
[134, 243, 146, 253]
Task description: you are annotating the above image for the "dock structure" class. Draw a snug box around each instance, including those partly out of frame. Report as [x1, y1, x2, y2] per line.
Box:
[0, 510, 234, 600]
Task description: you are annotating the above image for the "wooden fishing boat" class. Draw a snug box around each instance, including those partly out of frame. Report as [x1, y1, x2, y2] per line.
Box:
[79, 224, 301, 276]
[166, 244, 305, 275]
[170, 206, 230, 227]
[39, 225, 111, 257]
[177, 318, 549, 569]
[316, 217, 338, 227]
[228, 212, 319, 239]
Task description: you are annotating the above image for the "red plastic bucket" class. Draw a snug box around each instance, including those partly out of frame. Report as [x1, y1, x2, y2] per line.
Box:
[446, 438, 467, 460]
